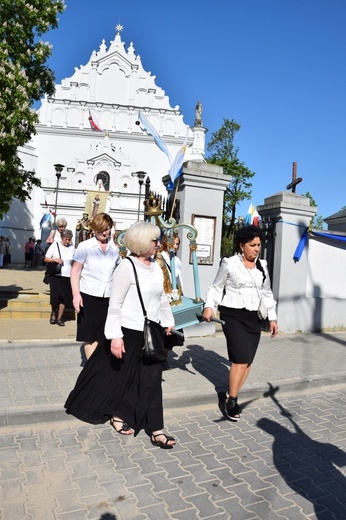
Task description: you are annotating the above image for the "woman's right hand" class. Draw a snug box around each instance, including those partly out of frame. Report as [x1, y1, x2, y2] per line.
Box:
[73, 293, 83, 313]
[202, 307, 215, 322]
[110, 338, 125, 359]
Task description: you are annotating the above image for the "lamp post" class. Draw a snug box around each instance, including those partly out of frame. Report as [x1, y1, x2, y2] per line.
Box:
[52, 164, 64, 236]
[131, 171, 146, 220]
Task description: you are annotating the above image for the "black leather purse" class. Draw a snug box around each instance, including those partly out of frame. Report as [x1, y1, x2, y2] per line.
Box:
[126, 257, 166, 362]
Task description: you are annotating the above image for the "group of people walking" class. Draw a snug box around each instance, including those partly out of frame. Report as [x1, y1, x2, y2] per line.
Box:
[41, 212, 278, 449]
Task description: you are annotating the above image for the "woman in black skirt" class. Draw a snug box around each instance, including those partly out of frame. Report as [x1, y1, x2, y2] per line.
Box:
[65, 222, 176, 448]
[70, 213, 120, 360]
[203, 225, 278, 421]
[44, 229, 75, 326]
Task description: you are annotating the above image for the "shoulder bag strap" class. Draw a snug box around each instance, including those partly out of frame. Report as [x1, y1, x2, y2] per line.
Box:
[56, 242, 61, 259]
[126, 256, 147, 318]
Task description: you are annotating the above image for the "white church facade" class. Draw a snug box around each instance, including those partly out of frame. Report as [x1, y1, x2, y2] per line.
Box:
[1, 25, 206, 262]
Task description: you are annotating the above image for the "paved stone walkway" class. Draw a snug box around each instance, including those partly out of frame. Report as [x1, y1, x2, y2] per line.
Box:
[1, 267, 346, 518]
[1, 388, 345, 519]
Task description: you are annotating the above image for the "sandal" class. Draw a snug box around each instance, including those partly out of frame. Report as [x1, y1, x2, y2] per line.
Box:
[110, 418, 133, 435]
[225, 396, 241, 422]
[56, 319, 65, 327]
[50, 313, 56, 325]
[151, 433, 176, 449]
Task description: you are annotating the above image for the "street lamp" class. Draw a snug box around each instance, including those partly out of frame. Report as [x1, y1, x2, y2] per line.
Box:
[131, 171, 146, 220]
[52, 163, 64, 237]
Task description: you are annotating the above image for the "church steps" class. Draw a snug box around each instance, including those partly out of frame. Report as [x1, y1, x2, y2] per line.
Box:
[0, 294, 75, 320]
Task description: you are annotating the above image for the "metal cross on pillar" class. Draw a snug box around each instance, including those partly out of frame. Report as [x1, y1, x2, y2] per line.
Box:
[286, 162, 303, 193]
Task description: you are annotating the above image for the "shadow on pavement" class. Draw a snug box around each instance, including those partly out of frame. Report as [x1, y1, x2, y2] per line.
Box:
[257, 383, 346, 519]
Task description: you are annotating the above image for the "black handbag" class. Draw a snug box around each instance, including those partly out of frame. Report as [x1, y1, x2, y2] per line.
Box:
[44, 243, 62, 277]
[126, 257, 167, 362]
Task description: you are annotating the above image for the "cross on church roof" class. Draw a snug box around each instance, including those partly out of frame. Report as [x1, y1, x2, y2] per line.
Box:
[286, 162, 303, 193]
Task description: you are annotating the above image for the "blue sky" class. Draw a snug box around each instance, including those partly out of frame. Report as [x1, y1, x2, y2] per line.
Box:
[43, 0, 346, 222]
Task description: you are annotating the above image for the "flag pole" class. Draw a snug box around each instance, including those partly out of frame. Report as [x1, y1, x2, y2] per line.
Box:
[169, 176, 181, 221]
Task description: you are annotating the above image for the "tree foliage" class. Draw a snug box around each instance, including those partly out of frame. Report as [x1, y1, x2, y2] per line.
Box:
[206, 118, 255, 254]
[302, 191, 325, 229]
[0, 0, 65, 218]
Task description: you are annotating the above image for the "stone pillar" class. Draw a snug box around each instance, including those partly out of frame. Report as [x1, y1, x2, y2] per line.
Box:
[258, 191, 317, 333]
[163, 160, 230, 336]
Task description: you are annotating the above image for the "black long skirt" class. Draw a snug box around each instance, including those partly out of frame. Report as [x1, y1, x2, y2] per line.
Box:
[64, 327, 164, 436]
[219, 306, 262, 364]
[76, 292, 109, 344]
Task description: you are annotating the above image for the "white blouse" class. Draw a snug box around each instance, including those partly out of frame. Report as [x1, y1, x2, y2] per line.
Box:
[104, 256, 175, 339]
[204, 254, 277, 321]
[45, 241, 75, 278]
[73, 237, 120, 297]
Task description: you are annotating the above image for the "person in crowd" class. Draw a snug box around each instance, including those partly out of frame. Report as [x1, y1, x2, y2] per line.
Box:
[65, 221, 177, 449]
[70, 212, 120, 360]
[34, 239, 45, 267]
[24, 237, 35, 268]
[4, 237, 12, 266]
[0, 236, 6, 268]
[45, 229, 75, 326]
[46, 218, 67, 246]
[156, 232, 184, 370]
[202, 225, 278, 421]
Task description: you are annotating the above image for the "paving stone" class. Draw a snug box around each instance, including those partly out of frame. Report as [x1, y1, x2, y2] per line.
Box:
[0, 500, 29, 520]
[184, 491, 226, 518]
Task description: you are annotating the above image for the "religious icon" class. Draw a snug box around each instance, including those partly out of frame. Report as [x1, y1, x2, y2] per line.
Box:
[75, 212, 92, 246]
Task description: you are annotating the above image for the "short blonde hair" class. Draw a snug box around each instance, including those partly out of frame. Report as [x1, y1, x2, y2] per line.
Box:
[124, 221, 160, 256]
[56, 218, 67, 228]
[90, 213, 113, 233]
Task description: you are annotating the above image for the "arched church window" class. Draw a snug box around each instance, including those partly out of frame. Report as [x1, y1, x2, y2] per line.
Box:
[95, 171, 110, 191]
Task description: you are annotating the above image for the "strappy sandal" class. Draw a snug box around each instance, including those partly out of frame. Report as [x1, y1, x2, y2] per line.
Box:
[225, 396, 241, 422]
[56, 319, 65, 327]
[110, 418, 133, 435]
[151, 433, 176, 449]
[50, 313, 56, 325]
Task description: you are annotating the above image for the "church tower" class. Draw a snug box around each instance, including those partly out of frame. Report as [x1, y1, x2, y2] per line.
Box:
[33, 24, 203, 231]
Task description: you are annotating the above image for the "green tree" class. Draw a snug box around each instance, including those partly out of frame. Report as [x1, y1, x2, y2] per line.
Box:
[207, 118, 255, 254]
[0, 0, 65, 218]
[302, 192, 325, 229]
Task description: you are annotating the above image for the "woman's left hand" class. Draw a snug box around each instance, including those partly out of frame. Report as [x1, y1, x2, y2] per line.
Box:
[165, 326, 174, 336]
[269, 321, 278, 338]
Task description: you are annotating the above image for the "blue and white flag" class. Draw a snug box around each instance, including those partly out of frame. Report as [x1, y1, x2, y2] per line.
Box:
[167, 141, 188, 191]
[138, 111, 172, 163]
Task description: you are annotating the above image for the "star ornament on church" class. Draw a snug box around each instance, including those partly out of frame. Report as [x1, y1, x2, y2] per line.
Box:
[116, 24, 124, 34]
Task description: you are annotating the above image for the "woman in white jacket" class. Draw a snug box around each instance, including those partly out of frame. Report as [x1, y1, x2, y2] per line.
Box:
[203, 225, 278, 421]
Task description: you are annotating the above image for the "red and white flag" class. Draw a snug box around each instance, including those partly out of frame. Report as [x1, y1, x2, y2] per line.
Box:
[88, 110, 102, 132]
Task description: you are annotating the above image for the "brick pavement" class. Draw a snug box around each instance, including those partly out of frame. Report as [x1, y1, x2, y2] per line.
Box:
[1, 267, 346, 518]
[1, 389, 345, 519]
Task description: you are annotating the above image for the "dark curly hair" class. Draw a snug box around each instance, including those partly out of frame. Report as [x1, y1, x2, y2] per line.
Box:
[235, 225, 266, 285]
[234, 225, 263, 252]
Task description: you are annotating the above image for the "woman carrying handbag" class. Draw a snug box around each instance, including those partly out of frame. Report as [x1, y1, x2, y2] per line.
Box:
[65, 222, 177, 448]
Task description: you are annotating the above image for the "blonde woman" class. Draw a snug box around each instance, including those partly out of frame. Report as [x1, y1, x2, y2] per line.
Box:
[65, 222, 177, 448]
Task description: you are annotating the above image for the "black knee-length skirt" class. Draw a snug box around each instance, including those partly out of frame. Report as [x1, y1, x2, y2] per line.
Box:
[76, 292, 109, 344]
[219, 306, 262, 364]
